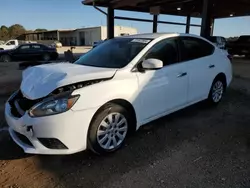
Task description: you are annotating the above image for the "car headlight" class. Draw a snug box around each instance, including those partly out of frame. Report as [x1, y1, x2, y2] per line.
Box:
[29, 95, 79, 117]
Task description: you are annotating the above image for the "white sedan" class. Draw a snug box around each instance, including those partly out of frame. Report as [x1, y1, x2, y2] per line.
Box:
[5, 33, 232, 155]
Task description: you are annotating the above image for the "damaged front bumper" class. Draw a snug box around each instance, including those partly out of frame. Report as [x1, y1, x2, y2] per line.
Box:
[5, 96, 97, 155]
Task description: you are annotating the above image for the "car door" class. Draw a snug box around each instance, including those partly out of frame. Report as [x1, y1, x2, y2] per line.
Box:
[12, 45, 32, 61]
[135, 37, 188, 123]
[179, 36, 216, 103]
[30, 44, 44, 60]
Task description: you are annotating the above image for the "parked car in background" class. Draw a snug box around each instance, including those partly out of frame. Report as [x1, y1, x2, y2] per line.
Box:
[0, 39, 20, 50]
[50, 41, 63, 48]
[0, 39, 36, 51]
[227, 35, 250, 57]
[0, 43, 58, 62]
[5, 33, 232, 155]
[207, 36, 227, 50]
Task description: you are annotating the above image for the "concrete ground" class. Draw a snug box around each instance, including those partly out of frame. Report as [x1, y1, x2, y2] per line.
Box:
[0, 58, 250, 188]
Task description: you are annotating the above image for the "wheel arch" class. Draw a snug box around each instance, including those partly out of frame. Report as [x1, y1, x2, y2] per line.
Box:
[214, 72, 227, 89]
[207, 73, 227, 98]
[89, 98, 137, 134]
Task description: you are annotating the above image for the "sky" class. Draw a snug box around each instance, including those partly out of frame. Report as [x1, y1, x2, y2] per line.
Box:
[1, 0, 250, 37]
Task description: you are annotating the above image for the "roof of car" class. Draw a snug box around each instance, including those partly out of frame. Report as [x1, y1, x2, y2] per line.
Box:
[122, 33, 202, 39]
[20, 43, 44, 45]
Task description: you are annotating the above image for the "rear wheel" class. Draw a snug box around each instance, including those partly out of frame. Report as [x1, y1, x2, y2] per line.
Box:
[207, 78, 225, 105]
[88, 103, 131, 154]
[43, 53, 50, 61]
[0, 54, 11, 62]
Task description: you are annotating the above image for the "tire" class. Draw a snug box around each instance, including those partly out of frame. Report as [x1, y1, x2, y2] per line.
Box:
[0, 54, 11, 62]
[207, 78, 225, 106]
[53, 53, 59, 60]
[88, 103, 132, 154]
[0, 48, 4, 51]
[43, 53, 50, 61]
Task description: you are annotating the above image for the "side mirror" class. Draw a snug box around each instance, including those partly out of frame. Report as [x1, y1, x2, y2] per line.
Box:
[142, 58, 163, 70]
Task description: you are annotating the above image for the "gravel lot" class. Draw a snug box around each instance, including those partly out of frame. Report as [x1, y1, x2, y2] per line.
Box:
[0, 58, 250, 188]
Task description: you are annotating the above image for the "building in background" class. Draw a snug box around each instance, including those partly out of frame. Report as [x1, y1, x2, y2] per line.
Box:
[17, 26, 138, 46]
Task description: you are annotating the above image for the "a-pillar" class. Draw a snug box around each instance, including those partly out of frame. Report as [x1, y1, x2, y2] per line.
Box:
[153, 15, 158, 33]
[200, 0, 213, 38]
[185, 15, 191, 34]
[107, 7, 114, 39]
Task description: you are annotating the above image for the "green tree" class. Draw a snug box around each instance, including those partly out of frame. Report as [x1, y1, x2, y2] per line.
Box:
[35, 28, 47, 32]
[8, 24, 26, 39]
[0, 25, 9, 41]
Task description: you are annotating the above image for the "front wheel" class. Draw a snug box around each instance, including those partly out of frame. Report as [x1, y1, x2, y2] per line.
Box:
[207, 79, 225, 105]
[88, 103, 131, 154]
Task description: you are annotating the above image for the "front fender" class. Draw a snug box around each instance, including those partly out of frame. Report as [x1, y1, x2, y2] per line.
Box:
[71, 75, 139, 111]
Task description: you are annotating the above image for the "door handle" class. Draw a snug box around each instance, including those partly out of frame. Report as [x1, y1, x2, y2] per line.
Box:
[177, 72, 187, 78]
[209, 65, 215, 68]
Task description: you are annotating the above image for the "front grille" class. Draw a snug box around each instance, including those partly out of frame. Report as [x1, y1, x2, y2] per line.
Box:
[9, 90, 42, 118]
[14, 131, 33, 147]
[38, 138, 68, 149]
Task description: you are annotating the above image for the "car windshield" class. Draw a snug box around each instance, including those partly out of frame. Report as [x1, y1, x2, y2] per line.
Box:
[74, 38, 151, 68]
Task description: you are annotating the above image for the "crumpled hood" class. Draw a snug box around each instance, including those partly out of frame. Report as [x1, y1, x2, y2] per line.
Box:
[21, 63, 117, 100]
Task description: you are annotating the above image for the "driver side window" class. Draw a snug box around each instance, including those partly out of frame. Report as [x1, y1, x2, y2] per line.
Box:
[144, 38, 179, 66]
[19, 45, 30, 51]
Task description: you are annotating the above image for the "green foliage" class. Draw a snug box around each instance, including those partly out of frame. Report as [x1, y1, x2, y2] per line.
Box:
[0, 24, 48, 41]
[0, 24, 26, 41]
[35, 28, 48, 32]
[0, 25, 9, 40]
[8, 24, 26, 39]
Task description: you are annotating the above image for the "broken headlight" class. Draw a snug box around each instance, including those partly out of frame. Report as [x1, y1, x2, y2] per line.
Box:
[29, 95, 79, 117]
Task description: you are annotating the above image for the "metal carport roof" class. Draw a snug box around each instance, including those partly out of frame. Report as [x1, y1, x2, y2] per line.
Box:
[83, 0, 250, 18]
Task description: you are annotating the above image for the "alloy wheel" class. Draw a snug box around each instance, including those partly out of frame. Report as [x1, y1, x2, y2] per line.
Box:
[212, 80, 224, 103]
[97, 112, 128, 150]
